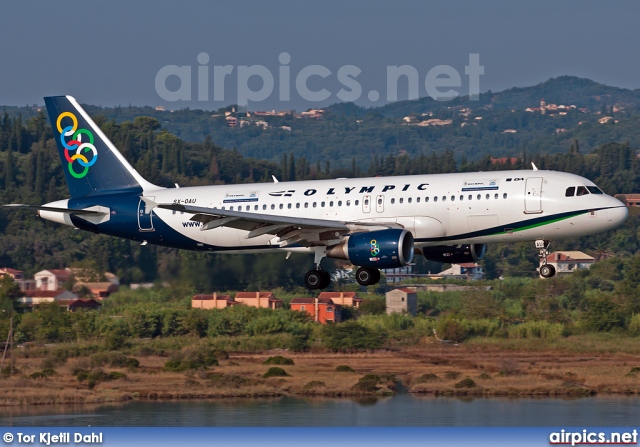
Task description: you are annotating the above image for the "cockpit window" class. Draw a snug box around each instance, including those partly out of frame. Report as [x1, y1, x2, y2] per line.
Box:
[587, 186, 604, 194]
[576, 186, 589, 196]
[565, 187, 575, 197]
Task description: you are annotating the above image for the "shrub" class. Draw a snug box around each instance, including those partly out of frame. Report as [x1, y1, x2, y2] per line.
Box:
[263, 367, 289, 378]
[628, 314, 640, 336]
[29, 369, 57, 379]
[164, 345, 219, 372]
[436, 319, 467, 343]
[351, 374, 381, 393]
[74, 368, 127, 389]
[454, 378, 477, 389]
[263, 356, 294, 365]
[322, 321, 387, 351]
[444, 371, 461, 380]
[207, 373, 252, 388]
[507, 321, 564, 339]
[414, 373, 439, 384]
[335, 365, 355, 372]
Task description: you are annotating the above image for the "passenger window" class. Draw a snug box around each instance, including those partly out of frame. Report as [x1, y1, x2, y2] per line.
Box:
[296, 203, 300, 208]
[451, 195, 455, 201]
[346, 200, 351, 206]
[494, 194, 498, 199]
[416, 197, 420, 203]
[378, 198, 382, 205]
[279, 204, 283, 209]
[263, 205, 267, 210]
[230, 206, 234, 211]
[565, 187, 575, 197]
[391, 198, 395, 204]
[355, 200, 359, 206]
[313, 202, 317, 208]
[330, 201, 334, 207]
[254, 205, 258, 211]
[425, 197, 429, 202]
[364, 199, 369, 205]
[399, 198, 403, 204]
[477, 194, 481, 200]
[321, 201, 325, 207]
[576, 186, 589, 196]
[338, 201, 342, 206]
[460, 195, 463, 201]
[288, 203, 292, 209]
[503, 193, 507, 199]
[486, 194, 490, 200]
[434, 197, 438, 202]
[271, 204, 275, 210]
[468, 195, 472, 200]
[442, 196, 446, 202]
[408, 198, 412, 203]
[304, 203, 308, 208]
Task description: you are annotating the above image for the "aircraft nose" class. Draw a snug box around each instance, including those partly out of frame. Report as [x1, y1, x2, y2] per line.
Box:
[606, 199, 628, 227]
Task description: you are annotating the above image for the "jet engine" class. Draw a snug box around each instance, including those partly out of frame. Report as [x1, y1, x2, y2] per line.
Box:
[326, 229, 414, 269]
[420, 244, 486, 263]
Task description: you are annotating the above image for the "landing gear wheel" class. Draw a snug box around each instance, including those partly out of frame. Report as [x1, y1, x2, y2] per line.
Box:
[304, 270, 323, 290]
[319, 270, 331, 289]
[539, 264, 556, 278]
[305, 269, 331, 290]
[355, 267, 381, 286]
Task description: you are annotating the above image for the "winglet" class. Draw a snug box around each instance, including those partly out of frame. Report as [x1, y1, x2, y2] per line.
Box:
[272, 175, 279, 183]
[531, 162, 539, 171]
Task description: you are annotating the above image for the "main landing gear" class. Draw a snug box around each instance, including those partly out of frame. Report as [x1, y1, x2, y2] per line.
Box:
[303, 248, 382, 289]
[536, 239, 556, 278]
[304, 248, 332, 290]
[304, 269, 331, 290]
[355, 267, 381, 286]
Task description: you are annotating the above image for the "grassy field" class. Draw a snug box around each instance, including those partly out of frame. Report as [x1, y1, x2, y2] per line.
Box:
[1, 334, 640, 406]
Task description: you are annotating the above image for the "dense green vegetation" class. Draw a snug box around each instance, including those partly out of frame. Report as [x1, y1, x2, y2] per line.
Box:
[2, 250, 640, 354]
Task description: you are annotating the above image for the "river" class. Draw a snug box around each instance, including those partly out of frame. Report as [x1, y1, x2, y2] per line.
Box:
[1, 395, 639, 427]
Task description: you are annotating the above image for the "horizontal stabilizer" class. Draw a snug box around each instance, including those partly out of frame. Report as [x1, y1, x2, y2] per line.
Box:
[3, 204, 106, 215]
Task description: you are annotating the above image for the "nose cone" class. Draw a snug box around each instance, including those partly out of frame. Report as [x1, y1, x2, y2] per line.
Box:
[603, 195, 628, 230]
[608, 204, 628, 227]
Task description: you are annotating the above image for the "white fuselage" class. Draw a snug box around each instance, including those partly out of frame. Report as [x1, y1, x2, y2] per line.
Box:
[131, 170, 627, 253]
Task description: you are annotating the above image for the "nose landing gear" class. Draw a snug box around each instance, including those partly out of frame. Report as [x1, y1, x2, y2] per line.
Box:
[536, 239, 556, 278]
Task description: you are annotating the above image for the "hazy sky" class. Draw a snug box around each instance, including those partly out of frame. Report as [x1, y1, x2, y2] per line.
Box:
[1, 1, 638, 111]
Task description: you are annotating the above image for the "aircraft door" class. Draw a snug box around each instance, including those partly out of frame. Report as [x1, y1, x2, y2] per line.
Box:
[362, 195, 371, 213]
[375, 195, 384, 213]
[524, 177, 543, 213]
[138, 197, 155, 231]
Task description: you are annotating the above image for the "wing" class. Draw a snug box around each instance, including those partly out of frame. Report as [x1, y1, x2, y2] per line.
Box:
[150, 201, 400, 247]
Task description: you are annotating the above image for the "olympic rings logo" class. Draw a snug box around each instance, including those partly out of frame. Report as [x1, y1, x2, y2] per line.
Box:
[370, 239, 380, 257]
[56, 112, 98, 179]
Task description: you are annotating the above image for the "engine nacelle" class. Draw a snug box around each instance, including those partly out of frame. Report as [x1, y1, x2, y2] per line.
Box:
[326, 229, 414, 269]
[421, 244, 486, 264]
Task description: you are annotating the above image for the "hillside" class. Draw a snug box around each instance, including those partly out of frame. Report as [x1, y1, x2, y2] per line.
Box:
[3, 76, 640, 169]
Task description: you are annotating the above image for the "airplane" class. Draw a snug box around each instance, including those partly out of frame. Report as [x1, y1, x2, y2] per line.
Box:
[4, 96, 629, 289]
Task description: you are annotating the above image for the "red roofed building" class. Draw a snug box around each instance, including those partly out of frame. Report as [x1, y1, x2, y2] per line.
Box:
[317, 292, 362, 309]
[34, 269, 71, 291]
[234, 292, 283, 309]
[18, 290, 79, 306]
[0, 268, 36, 291]
[385, 288, 417, 316]
[191, 293, 237, 309]
[540, 251, 594, 276]
[290, 297, 341, 323]
[438, 263, 484, 280]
